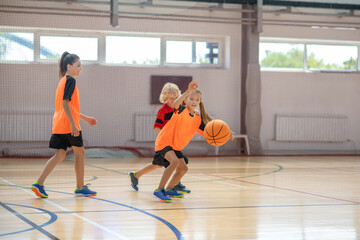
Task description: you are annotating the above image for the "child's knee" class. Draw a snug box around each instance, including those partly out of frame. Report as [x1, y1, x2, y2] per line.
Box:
[55, 149, 66, 158]
[74, 147, 85, 157]
[178, 164, 188, 173]
[170, 158, 179, 167]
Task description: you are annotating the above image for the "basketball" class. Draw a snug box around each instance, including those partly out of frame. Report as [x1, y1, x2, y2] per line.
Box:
[204, 119, 230, 146]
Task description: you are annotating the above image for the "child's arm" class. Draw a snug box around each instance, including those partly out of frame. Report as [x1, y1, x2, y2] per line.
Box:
[173, 80, 198, 110]
[80, 114, 98, 126]
[154, 127, 161, 134]
[62, 99, 79, 136]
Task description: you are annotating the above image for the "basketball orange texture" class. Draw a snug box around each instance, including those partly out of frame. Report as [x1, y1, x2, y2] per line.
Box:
[204, 119, 230, 146]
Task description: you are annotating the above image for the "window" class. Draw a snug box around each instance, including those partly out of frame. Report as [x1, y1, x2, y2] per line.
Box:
[40, 36, 98, 61]
[196, 42, 219, 64]
[260, 43, 304, 69]
[307, 44, 357, 70]
[0, 27, 223, 68]
[0, 32, 34, 61]
[166, 40, 192, 63]
[106, 36, 160, 65]
[260, 38, 359, 72]
[166, 40, 220, 65]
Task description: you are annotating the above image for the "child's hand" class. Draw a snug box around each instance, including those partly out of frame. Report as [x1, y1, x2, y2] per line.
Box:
[188, 80, 198, 92]
[86, 117, 98, 126]
[229, 131, 235, 140]
[71, 125, 80, 137]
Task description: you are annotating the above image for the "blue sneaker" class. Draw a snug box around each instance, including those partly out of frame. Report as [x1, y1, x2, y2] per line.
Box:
[165, 189, 185, 198]
[173, 182, 191, 193]
[31, 181, 48, 198]
[153, 189, 172, 203]
[74, 184, 97, 197]
[128, 171, 138, 191]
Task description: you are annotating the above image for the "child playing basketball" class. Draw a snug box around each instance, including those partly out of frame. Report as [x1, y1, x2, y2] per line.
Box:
[129, 82, 191, 193]
[31, 52, 97, 198]
[152, 80, 234, 202]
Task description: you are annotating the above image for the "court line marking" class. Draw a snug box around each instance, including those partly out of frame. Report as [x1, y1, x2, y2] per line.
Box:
[90, 197, 185, 240]
[74, 158, 283, 187]
[0, 177, 129, 240]
[205, 173, 360, 204]
[191, 175, 249, 188]
[0, 202, 58, 239]
[19, 202, 359, 215]
[0, 182, 185, 240]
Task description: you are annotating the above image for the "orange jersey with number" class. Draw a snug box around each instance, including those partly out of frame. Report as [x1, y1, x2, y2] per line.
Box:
[52, 75, 81, 134]
[155, 105, 205, 151]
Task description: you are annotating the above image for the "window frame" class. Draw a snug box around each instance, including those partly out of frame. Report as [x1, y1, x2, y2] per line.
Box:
[36, 31, 100, 64]
[104, 35, 161, 66]
[163, 36, 223, 68]
[0, 26, 225, 69]
[260, 37, 360, 72]
[0, 31, 35, 63]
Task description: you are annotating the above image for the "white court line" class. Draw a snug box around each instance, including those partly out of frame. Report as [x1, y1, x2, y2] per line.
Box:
[0, 177, 129, 240]
[0, 180, 52, 220]
[191, 175, 249, 188]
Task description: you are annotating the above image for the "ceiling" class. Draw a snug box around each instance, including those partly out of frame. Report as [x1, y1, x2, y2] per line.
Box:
[1, 0, 359, 28]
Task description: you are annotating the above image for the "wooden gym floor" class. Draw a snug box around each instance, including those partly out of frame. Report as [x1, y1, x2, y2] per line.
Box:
[1, 155, 360, 240]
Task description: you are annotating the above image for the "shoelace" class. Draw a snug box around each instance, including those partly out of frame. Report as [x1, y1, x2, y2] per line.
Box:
[83, 183, 91, 189]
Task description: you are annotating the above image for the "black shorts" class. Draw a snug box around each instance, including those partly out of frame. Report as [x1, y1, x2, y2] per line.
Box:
[49, 132, 83, 150]
[152, 146, 189, 168]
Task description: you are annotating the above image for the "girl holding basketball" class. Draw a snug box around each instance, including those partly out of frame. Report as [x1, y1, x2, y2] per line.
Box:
[152, 80, 234, 202]
[129, 82, 191, 193]
[31, 52, 97, 198]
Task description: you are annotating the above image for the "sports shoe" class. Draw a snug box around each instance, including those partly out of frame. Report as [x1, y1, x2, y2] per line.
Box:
[128, 171, 138, 191]
[173, 182, 191, 193]
[153, 189, 172, 203]
[165, 189, 185, 198]
[74, 184, 97, 197]
[31, 181, 48, 198]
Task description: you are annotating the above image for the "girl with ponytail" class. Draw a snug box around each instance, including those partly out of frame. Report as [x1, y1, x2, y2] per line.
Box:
[31, 52, 98, 198]
[152, 81, 234, 202]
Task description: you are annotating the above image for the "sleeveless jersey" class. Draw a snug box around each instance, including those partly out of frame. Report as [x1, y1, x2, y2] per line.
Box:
[52, 75, 81, 134]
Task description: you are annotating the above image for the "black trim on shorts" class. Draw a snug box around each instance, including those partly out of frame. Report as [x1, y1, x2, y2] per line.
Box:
[49, 131, 83, 150]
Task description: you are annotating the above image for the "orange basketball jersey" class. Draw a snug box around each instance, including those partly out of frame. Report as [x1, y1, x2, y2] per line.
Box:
[52, 75, 81, 134]
[155, 105, 205, 151]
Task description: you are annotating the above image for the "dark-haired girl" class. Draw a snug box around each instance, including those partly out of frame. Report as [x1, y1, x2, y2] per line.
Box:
[31, 52, 97, 198]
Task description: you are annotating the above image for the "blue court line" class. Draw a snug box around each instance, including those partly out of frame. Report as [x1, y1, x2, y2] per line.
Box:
[0, 185, 184, 240]
[0, 202, 58, 239]
[91, 197, 185, 240]
[21, 202, 359, 215]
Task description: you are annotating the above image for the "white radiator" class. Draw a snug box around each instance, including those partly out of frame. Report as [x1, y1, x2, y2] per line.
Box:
[276, 113, 348, 142]
[135, 113, 157, 142]
[0, 109, 53, 141]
